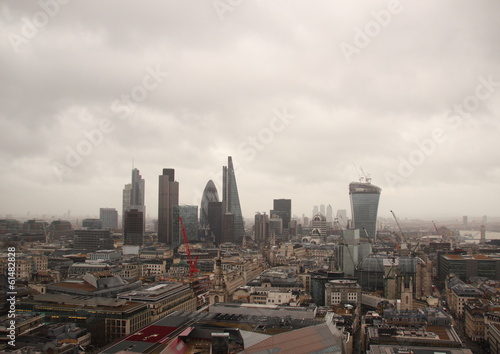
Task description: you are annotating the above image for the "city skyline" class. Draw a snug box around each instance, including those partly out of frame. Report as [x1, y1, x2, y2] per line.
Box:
[1, 2, 499, 220]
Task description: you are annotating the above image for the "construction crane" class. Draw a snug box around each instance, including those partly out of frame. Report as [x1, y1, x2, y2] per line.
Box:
[390, 210, 405, 247]
[391, 210, 419, 256]
[432, 220, 439, 234]
[179, 217, 198, 277]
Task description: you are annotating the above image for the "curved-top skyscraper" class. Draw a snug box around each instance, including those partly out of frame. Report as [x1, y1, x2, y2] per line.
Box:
[200, 180, 220, 228]
[349, 178, 381, 240]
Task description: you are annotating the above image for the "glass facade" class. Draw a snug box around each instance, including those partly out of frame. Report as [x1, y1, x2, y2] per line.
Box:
[73, 229, 113, 252]
[123, 168, 146, 231]
[223, 157, 244, 242]
[158, 168, 179, 245]
[200, 180, 220, 228]
[272, 199, 292, 229]
[349, 181, 381, 240]
[173, 205, 199, 246]
[355, 254, 422, 291]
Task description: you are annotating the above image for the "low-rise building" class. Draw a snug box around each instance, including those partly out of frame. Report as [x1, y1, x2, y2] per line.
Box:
[366, 325, 463, 350]
[447, 278, 483, 318]
[88, 249, 122, 262]
[68, 261, 119, 276]
[47, 272, 142, 297]
[117, 282, 196, 321]
[0, 254, 48, 280]
[488, 321, 500, 354]
[17, 294, 149, 348]
[464, 299, 500, 341]
[324, 279, 361, 307]
[367, 345, 473, 354]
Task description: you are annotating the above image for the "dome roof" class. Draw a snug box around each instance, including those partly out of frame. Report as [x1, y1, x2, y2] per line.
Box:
[356, 254, 386, 273]
[312, 213, 326, 221]
[356, 254, 424, 273]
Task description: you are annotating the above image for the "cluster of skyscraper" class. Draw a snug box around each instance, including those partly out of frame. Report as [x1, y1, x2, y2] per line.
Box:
[121, 156, 245, 247]
[199, 157, 245, 244]
[254, 199, 293, 244]
[118, 155, 382, 249]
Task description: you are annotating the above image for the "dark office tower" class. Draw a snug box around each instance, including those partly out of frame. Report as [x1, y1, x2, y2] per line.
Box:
[173, 205, 199, 246]
[100, 208, 118, 229]
[48, 220, 73, 240]
[74, 229, 113, 252]
[207, 201, 223, 244]
[272, 199, 291, 229]
[200, 180, 220, 229]
[222, 213, 235, 244]
[82, 218, 102, 230]
[349, 178, 381, 240]
[158, 168, 179, 245]
[222, 156, 244, 242]
[123, 168, 145, 230]
[254, 212, 269, 244]
[124, 209, 143, 246]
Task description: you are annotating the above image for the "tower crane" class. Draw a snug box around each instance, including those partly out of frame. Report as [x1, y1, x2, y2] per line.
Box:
[432, 220, 439, 234]
[179, 217, 198, 277]
[390, 210, 405, 247]
[390, 210, 419, 256]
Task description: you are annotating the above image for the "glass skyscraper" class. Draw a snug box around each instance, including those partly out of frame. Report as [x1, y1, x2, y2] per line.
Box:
[158, 168, 179, 245]
[173, 204, 199, 246]
[271, 199, 291, 229]
[123, 168, 145, 231]
[349, 179, 381, 240]
[200, 180, 220, 229]
[222, 156, 244, 242]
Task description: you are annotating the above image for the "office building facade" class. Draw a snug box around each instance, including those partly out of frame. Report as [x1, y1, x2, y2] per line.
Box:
[200, 180, 220, 229]
[271, 199, 291, 229]
[82, 218, 102, 230]
[122, 168, 145, 231]
[124, 208, 144, 246]
[222, 156, 244, 242]
[158, 168, 179, 245]
[254, 212, 269, 244]
[73, 229, 113, 252]
[208, 201, 223, 244]
[100, 208, 118, 229]
[349, 179, 381, 240]
[173, 205, 199, 245]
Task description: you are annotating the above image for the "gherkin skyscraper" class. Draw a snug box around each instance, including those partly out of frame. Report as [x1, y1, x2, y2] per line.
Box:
[222, 156, 244, 242]
[200, 180, 219, 228]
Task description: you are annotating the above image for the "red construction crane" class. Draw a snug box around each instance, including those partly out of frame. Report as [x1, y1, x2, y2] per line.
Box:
[179, 217, 198, 277]
[432, 220, 439, 234]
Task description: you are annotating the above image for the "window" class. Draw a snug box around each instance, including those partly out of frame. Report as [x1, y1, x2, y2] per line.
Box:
[331, 292, 341, 304]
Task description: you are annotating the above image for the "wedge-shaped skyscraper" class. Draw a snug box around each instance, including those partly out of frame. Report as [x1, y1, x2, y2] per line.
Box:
[349, 178, 381, 240]
[222, 156, 244, 242]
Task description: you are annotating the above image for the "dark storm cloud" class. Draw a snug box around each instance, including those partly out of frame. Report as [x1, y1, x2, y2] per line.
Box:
[0, 0, 499, 219]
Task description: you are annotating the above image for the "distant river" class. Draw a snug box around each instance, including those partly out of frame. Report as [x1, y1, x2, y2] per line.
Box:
[459, 229, 500, 242]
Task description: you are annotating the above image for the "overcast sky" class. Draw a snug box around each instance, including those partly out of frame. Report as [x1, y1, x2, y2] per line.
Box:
[1, 0, 499, 222]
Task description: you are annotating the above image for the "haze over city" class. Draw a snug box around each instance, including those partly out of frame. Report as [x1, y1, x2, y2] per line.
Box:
[1, 1, 500, 220]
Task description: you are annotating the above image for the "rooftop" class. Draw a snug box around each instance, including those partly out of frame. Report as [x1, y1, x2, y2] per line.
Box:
[367, 345, 473, 354]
